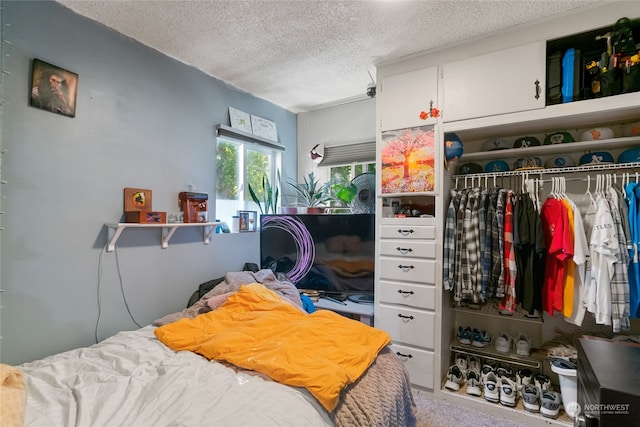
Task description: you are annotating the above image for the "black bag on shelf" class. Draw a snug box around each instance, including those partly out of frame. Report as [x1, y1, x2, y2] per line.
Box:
[601, 67, 622, 96]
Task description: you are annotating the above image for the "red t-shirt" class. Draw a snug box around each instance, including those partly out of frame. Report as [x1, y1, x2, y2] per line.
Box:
[540, 198, 574, 315]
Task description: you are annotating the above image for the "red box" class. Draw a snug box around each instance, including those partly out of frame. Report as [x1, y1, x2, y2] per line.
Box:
[124, 211, 167, 224]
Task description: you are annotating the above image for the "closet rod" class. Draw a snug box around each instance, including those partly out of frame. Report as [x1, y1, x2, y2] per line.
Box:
[452, 161, 640, 180]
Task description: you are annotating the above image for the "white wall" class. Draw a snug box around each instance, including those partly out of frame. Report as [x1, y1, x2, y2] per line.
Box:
[296, 98, 375, 189]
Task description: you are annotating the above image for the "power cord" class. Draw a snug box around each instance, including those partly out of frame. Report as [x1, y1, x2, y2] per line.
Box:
[95, 243, 142, 343]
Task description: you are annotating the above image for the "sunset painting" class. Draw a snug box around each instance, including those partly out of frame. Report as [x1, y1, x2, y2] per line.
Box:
[381, 125, 435, 194]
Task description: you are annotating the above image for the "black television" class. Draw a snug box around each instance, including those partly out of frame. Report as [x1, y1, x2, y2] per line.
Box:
[260, 213, 375, 298]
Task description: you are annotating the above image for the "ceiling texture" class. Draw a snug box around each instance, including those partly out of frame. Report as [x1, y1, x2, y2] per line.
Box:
[57, 0, 604, 113]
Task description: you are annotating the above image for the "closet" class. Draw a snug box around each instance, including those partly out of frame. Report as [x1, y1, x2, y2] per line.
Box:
[375, 3, 640, 425]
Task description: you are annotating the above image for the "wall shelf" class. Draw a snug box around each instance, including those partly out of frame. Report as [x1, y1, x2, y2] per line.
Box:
[215, 124, 285, 151]
[105, 222, 221, 252]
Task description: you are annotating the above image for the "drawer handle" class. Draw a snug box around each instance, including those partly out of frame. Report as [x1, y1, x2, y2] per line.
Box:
[395, 351, 413, 359]
[396, 247, 413, 254]
[398, 264, 415, 272]
[397, 290, 415, 295]
[397, 313, 414, 320]
[397, 229, 414, 236]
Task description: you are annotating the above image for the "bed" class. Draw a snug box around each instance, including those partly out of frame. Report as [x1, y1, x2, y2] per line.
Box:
[4, 270, 416, 427]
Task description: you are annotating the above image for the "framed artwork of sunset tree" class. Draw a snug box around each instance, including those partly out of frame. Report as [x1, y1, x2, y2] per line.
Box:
[381, 125, 435, 194]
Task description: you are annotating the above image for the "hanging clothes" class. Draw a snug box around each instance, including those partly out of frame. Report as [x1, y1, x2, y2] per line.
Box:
[607, 186, 631, 332]
[587, 192, 616, 326]
[563, 197, 589, 327]
[499, 191, 517, 314]
[540, 196, 573, 316]
[626, 182, 640, 318]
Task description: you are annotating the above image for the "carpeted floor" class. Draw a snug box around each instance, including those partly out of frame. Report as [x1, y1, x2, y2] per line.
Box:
[413, 389, 529, 427]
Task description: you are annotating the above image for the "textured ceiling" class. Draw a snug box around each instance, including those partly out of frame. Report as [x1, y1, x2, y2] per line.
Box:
[57, 0, 603, 113]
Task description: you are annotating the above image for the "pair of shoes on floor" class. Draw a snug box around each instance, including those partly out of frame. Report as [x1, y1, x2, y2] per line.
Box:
[451, 354, 482, 396]
[483, 372, 517, 406]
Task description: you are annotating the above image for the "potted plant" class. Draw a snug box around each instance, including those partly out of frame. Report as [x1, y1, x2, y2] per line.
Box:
[248, 170, 280, 215]
[287, 172, 333, 213]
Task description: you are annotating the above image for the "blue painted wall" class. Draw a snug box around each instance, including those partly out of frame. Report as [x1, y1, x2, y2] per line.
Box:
[0, 0, 297, 364]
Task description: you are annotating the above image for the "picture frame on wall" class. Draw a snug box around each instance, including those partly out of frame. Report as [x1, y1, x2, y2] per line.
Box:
[228, 107, 253, 133]
[30, 58, 78, 118]
[238, 210, 257, 232]
[381, 125, 435, 194]
[250, 115, 278, 142]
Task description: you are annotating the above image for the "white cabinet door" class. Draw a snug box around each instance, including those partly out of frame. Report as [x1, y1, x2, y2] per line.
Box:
[379, 67, 438, 131]
[442, 41, 545, 122]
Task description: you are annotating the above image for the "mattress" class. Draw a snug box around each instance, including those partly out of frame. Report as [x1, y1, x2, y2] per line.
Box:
[20, 326, 333, 427]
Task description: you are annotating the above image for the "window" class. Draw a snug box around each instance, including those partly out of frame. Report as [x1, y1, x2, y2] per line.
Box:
[215, 136, 281, 226]
[321, 162, 376, 205]
[317, 141, 376, 205]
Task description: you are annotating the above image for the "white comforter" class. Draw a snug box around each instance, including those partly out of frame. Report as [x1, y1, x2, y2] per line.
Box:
[20, 326, 333, 427]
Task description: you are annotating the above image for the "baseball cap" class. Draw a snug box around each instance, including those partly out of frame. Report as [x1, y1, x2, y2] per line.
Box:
[580, 127, 614, 141]
[544, 155, 576, 168]
[579, 151, 614, 165]
[513, 136, 541, 148]
[458, 162, 483, 174]
[482, 139, 511, 151]
[543, 131, 574, 145]
[622, 122, 640, 137]
[513, 157, 543, 170]
[484, 160, 510, 172]
[617, 147, 640, 164]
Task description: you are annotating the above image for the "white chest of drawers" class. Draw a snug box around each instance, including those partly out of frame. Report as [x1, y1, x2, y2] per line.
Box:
[375, 217, 438, 389]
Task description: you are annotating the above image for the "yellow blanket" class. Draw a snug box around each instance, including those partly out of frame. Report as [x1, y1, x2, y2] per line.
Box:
[0, 363, 26, 427]
[155, 283, 390, 411]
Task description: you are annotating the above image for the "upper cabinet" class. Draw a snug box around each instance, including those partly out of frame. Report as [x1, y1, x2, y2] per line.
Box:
[442, 41, 546, 123]
[379, 66, 438, 131]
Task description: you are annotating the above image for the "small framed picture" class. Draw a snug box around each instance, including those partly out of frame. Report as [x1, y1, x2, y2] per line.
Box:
[30, 58, 78, 118]
[250, 114, 278, 142]
[238, 210, 257, 232]
[229, 107, 252, 133]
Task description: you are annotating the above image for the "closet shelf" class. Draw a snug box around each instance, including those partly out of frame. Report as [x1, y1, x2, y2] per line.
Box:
[105, 222, 221, 252]
[453, 161, 640, 180]
[459, 135, 640, 163]
[452, 303, 542, 324]
[450, 344, 541, 370]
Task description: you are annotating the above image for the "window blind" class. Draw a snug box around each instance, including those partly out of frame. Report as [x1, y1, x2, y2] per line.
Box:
[319, 141, 376, 166]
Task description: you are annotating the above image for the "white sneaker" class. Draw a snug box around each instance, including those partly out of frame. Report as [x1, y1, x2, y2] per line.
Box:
[466, 370, 482, 396]
[516, 368, 534, 392]
[480, 364, 494, 385]
[468, 355, 481, 374]
[495, 332, 512, 353]
[483, 372, 499, 403]
[534, 374, 552, 394]
[444, 365, 465, 391]
[499, 376, 518, 407]
[516, 332, 532, 356]
[455, 353, 469, 372]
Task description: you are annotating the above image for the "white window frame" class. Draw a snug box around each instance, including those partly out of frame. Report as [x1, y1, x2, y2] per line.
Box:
[215, 136, 281, 227]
